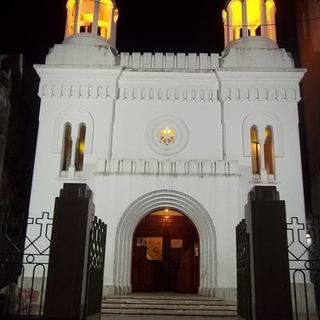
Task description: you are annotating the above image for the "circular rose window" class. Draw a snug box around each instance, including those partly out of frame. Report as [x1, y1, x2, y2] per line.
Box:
[146, 116, 189, 155]
[159, 127, 176, 145]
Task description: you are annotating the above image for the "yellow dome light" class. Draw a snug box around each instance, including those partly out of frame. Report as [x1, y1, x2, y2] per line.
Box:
[223, 0, 276, 45]
[65, 0, 119, 46]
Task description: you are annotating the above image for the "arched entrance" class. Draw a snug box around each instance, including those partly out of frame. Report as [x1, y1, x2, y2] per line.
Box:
[114, 190, 217, 297]
[131, 209, 199, 293]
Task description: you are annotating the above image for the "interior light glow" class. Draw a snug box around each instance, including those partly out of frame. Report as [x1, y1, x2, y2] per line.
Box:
[65, 0, 117, 40]
[247, 0, 261, 33]
[225, 0, 276, 42]
[79, 141, 85, 153]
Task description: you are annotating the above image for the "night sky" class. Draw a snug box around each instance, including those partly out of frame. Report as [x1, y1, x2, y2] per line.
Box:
[0, 0, 298, 63]
[0, 0, 237, 63]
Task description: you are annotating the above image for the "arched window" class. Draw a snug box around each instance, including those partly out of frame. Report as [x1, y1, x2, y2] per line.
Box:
[62, 123, 72, 171]
[264, 126, 275, 175]
[251, 126, 260, 175]
[75, 123, 86, 172]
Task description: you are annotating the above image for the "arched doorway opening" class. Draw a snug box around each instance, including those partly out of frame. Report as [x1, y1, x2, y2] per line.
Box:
[114, 190, 216, 296]
[131, 209, 199, 293]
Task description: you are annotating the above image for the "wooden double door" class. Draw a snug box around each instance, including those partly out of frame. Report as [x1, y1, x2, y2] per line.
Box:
[131, 211, 199, 293]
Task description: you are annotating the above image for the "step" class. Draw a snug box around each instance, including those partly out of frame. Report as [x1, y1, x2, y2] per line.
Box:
[104, 294, 223, 301]
[101, 294, 237, 318]
[103, 303, 237, 311]
[102, 308, 237, 317]
[103, 298, 234, 306]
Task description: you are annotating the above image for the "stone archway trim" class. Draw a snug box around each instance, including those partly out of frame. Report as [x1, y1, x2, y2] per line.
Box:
[113, 189, 217, 297]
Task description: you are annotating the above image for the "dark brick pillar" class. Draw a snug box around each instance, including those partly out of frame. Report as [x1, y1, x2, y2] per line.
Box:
[245, 186, 293, 320]
[44, 183, 94, 320]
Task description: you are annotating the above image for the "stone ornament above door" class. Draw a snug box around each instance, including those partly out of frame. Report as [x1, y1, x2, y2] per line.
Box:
[145, 116, 189, 156]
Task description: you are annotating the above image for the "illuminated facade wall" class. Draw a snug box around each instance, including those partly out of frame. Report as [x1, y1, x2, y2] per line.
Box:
[25, 0, 308, 304]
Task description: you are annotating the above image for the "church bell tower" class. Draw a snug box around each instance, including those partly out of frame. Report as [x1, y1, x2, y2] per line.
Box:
[65, 0, 118, 48]
[222, 0, 277, 46]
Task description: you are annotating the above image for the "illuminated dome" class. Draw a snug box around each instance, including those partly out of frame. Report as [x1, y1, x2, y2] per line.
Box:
[65, 0, 118, 48]
[222, 0, 276, 47]
[226, 35, 278, 49]
[45, 32, 118, 66]
[220, 36, 294, 69]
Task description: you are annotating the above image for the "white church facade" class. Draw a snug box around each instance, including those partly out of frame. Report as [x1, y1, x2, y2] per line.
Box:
[28, 0, 306, 302]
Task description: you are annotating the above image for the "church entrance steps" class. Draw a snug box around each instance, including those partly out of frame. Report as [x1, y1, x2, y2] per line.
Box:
[101, 293, 237, 318]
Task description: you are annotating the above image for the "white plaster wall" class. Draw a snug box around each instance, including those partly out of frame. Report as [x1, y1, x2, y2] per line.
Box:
[93, 174, 240, 294]
[112, 100, 223, 160]
[28, 87, 116, 217]
[222, 90, 305, 222]
[27, 38, 307, 299]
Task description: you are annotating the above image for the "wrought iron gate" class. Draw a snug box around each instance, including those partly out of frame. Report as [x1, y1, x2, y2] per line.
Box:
[0, 211, 107, 319]
[287, 215, 320, 320]
[0, 212, 51, 318]
[236, 215, 320, 320]
[236, 219, 252, 320]
[85, 216, 107, 318]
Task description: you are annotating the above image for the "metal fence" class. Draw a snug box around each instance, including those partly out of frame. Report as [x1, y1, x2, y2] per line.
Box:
[85, 216, 107, 318]
[0, 212, 51, 318]
[236, 216, 320, 320]
[0, 212, 107, 319]
[236, 219, 252, 320]
[287, 216, 320, 320]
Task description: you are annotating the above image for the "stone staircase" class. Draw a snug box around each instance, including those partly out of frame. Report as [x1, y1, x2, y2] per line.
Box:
[101, 293, 238, 319]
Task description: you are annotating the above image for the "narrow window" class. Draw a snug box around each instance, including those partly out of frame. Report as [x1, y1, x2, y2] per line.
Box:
[264, 126, 275, 175]
[75, 123, 86, 171]
[251, 126, 260, 175]
[62, 123, 72, 171]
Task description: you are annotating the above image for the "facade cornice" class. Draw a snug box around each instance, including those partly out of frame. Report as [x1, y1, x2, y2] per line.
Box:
[35, 65, 122, 78]
[218, 86, 301, 102]
[118, 70, 219, 102]
[118, 86, 218, 102]
[34, 64, 304, 102]
[216, 69, 306, 81]
[216, 69, 304, 102]
[38, 83, 118, 100]
[35, 66, 122, 100]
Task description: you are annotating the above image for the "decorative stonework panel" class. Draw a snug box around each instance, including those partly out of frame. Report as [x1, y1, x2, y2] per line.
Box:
[38, 82, 116, 100]
[220, 86, 300, 102]
[118, 87, 217, 103]
[95, 159, 239, 176]
[145, 116, 189, 156]
[120, 52, 219, 70]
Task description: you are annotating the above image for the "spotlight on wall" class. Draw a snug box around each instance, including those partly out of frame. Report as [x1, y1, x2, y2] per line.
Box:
[306, 232, 312, 246]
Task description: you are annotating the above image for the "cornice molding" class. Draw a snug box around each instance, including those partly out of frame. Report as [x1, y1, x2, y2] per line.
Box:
[118, 86, 217, 102]
[219, 86, 301, 102]
[38, 83, 117, 99]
